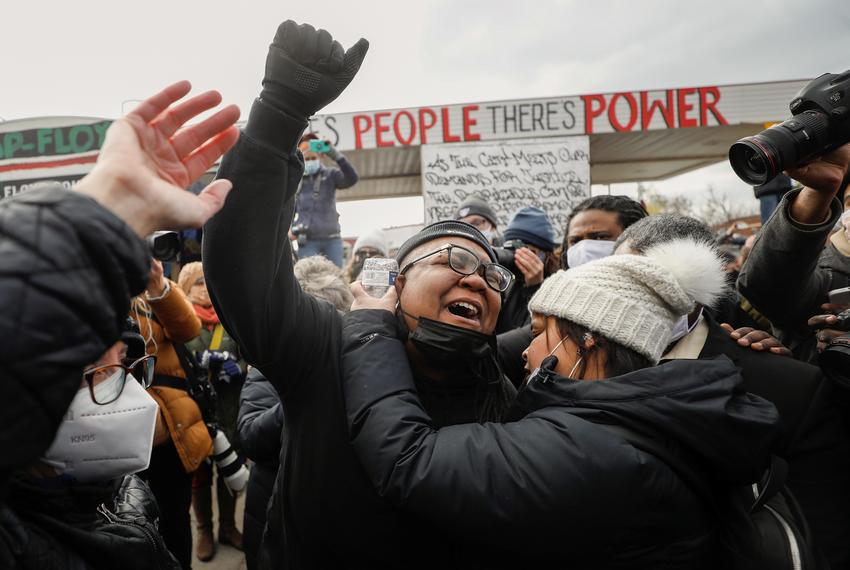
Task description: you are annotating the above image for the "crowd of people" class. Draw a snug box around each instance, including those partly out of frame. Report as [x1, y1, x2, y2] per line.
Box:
[3, 18, 850, 570]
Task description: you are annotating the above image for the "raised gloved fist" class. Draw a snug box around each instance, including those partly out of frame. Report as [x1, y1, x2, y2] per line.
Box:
[261, 20, 369, 120]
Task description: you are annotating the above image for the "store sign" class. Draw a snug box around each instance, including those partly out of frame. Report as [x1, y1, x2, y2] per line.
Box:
[421, 136, 590, 238]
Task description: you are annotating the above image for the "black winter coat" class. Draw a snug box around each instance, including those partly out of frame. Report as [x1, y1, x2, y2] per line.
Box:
[341, 309, 780, 569]
[738, 188, 850, 362]
[694, 315, 850, 568]
[0, 474, 179, 570]
[237, 369, 284, 570]
[204, 100, 502, 569]
[0, 187, 149, 474]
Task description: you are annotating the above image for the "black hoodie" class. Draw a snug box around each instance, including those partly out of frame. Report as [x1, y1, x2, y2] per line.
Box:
[341, 310, 779, 569]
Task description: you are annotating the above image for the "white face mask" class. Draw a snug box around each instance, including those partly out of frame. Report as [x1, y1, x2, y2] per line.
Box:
[566, 239, 616, 268]
[668, 308, 703, 344]
[41, 371, 158, 483]
[840, 210, 850, 242]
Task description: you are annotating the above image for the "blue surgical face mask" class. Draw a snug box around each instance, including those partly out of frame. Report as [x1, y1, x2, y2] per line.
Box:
[304, 159, 320, 177]
[566, 239, 616, 268]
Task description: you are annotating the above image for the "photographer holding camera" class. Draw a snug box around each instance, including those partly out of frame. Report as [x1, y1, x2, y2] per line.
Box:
[735, 71, 850, 362]
[290, 132, 358, 267]
[494, 207, 559, 334]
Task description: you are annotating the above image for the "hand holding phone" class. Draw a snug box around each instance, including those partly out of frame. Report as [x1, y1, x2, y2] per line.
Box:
[308, 139, 331, 153]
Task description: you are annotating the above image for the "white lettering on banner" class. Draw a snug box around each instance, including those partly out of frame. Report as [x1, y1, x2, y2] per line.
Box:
[421, 136, 590, 239]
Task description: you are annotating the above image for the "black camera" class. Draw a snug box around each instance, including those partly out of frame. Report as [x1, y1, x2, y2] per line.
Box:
[818, 309, 850, 390]
[729, 70, 850, 185]
[291, 223, 309, 247]
[147, 231, 181, 262]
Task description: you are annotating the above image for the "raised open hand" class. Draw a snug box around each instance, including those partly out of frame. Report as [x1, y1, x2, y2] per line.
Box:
[77, 81, 240, 237]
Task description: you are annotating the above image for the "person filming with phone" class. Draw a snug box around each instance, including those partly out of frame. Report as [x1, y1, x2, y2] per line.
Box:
[290, 132, 358, 267]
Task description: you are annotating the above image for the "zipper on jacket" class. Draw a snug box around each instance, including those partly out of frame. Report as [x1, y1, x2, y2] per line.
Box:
[750, 484, 803, 570]
[97, 503, 168, 567]
[763, 504, 803, 570]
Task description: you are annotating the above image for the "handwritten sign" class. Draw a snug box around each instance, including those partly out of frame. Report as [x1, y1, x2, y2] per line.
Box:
[421, 136, 590, 239]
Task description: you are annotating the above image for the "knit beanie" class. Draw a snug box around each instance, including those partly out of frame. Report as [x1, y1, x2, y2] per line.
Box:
[177, 261, 205, 295]
[528, 238, 726, 363]
[396, 220, 497, 264]
[353, 229, 389, 256]
[503, 207, 558, 251]
[454, 196, 499, 229]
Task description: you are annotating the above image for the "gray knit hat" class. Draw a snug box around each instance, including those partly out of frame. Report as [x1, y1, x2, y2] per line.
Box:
[528, 238, 726, 363]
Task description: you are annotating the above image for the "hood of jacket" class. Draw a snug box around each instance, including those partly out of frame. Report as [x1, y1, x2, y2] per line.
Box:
[510, 356, 778, 484]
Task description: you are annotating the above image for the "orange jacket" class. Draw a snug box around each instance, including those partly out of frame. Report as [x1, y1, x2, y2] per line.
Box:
[148, 385, 213, 472]
[131, 281, 212, 472]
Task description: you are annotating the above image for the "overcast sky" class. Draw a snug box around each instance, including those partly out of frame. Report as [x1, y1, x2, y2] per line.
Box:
[3, 0, 849, 235]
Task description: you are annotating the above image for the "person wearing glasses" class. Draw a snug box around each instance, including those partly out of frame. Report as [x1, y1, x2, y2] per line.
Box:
[0, 81, 240, 570]
[341, 238, 779, 568]
[202, 20, 526, 566]
[2, 328, 180, 569]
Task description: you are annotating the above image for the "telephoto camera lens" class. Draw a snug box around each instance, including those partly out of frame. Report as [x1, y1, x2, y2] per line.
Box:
[729, 110, 831, 185]
[211, 430, 250, 492]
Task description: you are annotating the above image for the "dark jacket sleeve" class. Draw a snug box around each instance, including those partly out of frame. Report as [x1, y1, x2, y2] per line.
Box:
[237, 369, 284, 464]
[497, 324, 533, 388]
[329, 155, 358, 190]
[0, 187, 149, 473]
[738, 188, 843, 327]
[203, 100, 338, 397]
[340, 310, 660, 547]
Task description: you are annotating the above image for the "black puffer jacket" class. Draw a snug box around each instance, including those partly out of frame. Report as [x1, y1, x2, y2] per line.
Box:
[0, 474, 179, 570]
[341, 310, 780, 569]
[0, 187, 149, 473]
[237, 369, 284, 570]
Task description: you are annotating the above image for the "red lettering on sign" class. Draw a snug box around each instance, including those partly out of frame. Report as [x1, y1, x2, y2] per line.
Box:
[581, 95, 606, 134]
[374, 112, 394, 147]
[677, 88, 698, 128]
[353, 115, 373, 150]
[393, 111, 417, 145]
[608, 92, 638, 132]
[441, 108, 461, 143]
[419, 108, 438, 144]
[640, 91, 675, 129]
[462, 105, 481, 141]
[699, 87, 728, 126]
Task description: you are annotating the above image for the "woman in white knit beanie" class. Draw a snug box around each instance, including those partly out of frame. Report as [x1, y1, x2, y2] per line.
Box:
[523, 237, 728, 380]
[338, 235, 780, 567]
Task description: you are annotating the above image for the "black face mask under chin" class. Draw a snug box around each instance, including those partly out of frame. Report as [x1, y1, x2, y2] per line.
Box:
[397, 308, 515, 423]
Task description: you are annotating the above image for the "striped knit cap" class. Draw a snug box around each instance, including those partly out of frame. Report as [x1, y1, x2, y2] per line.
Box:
[528, 238, 726, 363]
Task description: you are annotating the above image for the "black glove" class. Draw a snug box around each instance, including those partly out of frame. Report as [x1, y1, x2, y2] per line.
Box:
[260, 20, 369, 120]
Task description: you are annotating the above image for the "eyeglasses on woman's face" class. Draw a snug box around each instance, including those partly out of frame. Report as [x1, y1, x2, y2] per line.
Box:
[82, 355, 156, 405]
[400, 244, 514, 293]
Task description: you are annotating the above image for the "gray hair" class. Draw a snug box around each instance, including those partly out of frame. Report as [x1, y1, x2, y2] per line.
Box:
[615, 214, 716, 254]
[294, 256, 354, 313]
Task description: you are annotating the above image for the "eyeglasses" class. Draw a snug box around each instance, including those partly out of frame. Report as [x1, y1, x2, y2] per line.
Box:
[82, 355, 156, 405]
[400, 244, 514, 292]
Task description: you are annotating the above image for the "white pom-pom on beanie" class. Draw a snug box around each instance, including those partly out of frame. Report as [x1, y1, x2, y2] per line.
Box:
[527, 238, 726, 364]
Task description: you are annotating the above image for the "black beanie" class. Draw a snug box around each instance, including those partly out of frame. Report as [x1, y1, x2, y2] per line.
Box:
[454, 197, 499, 229]
[396, 220, 497, 264]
